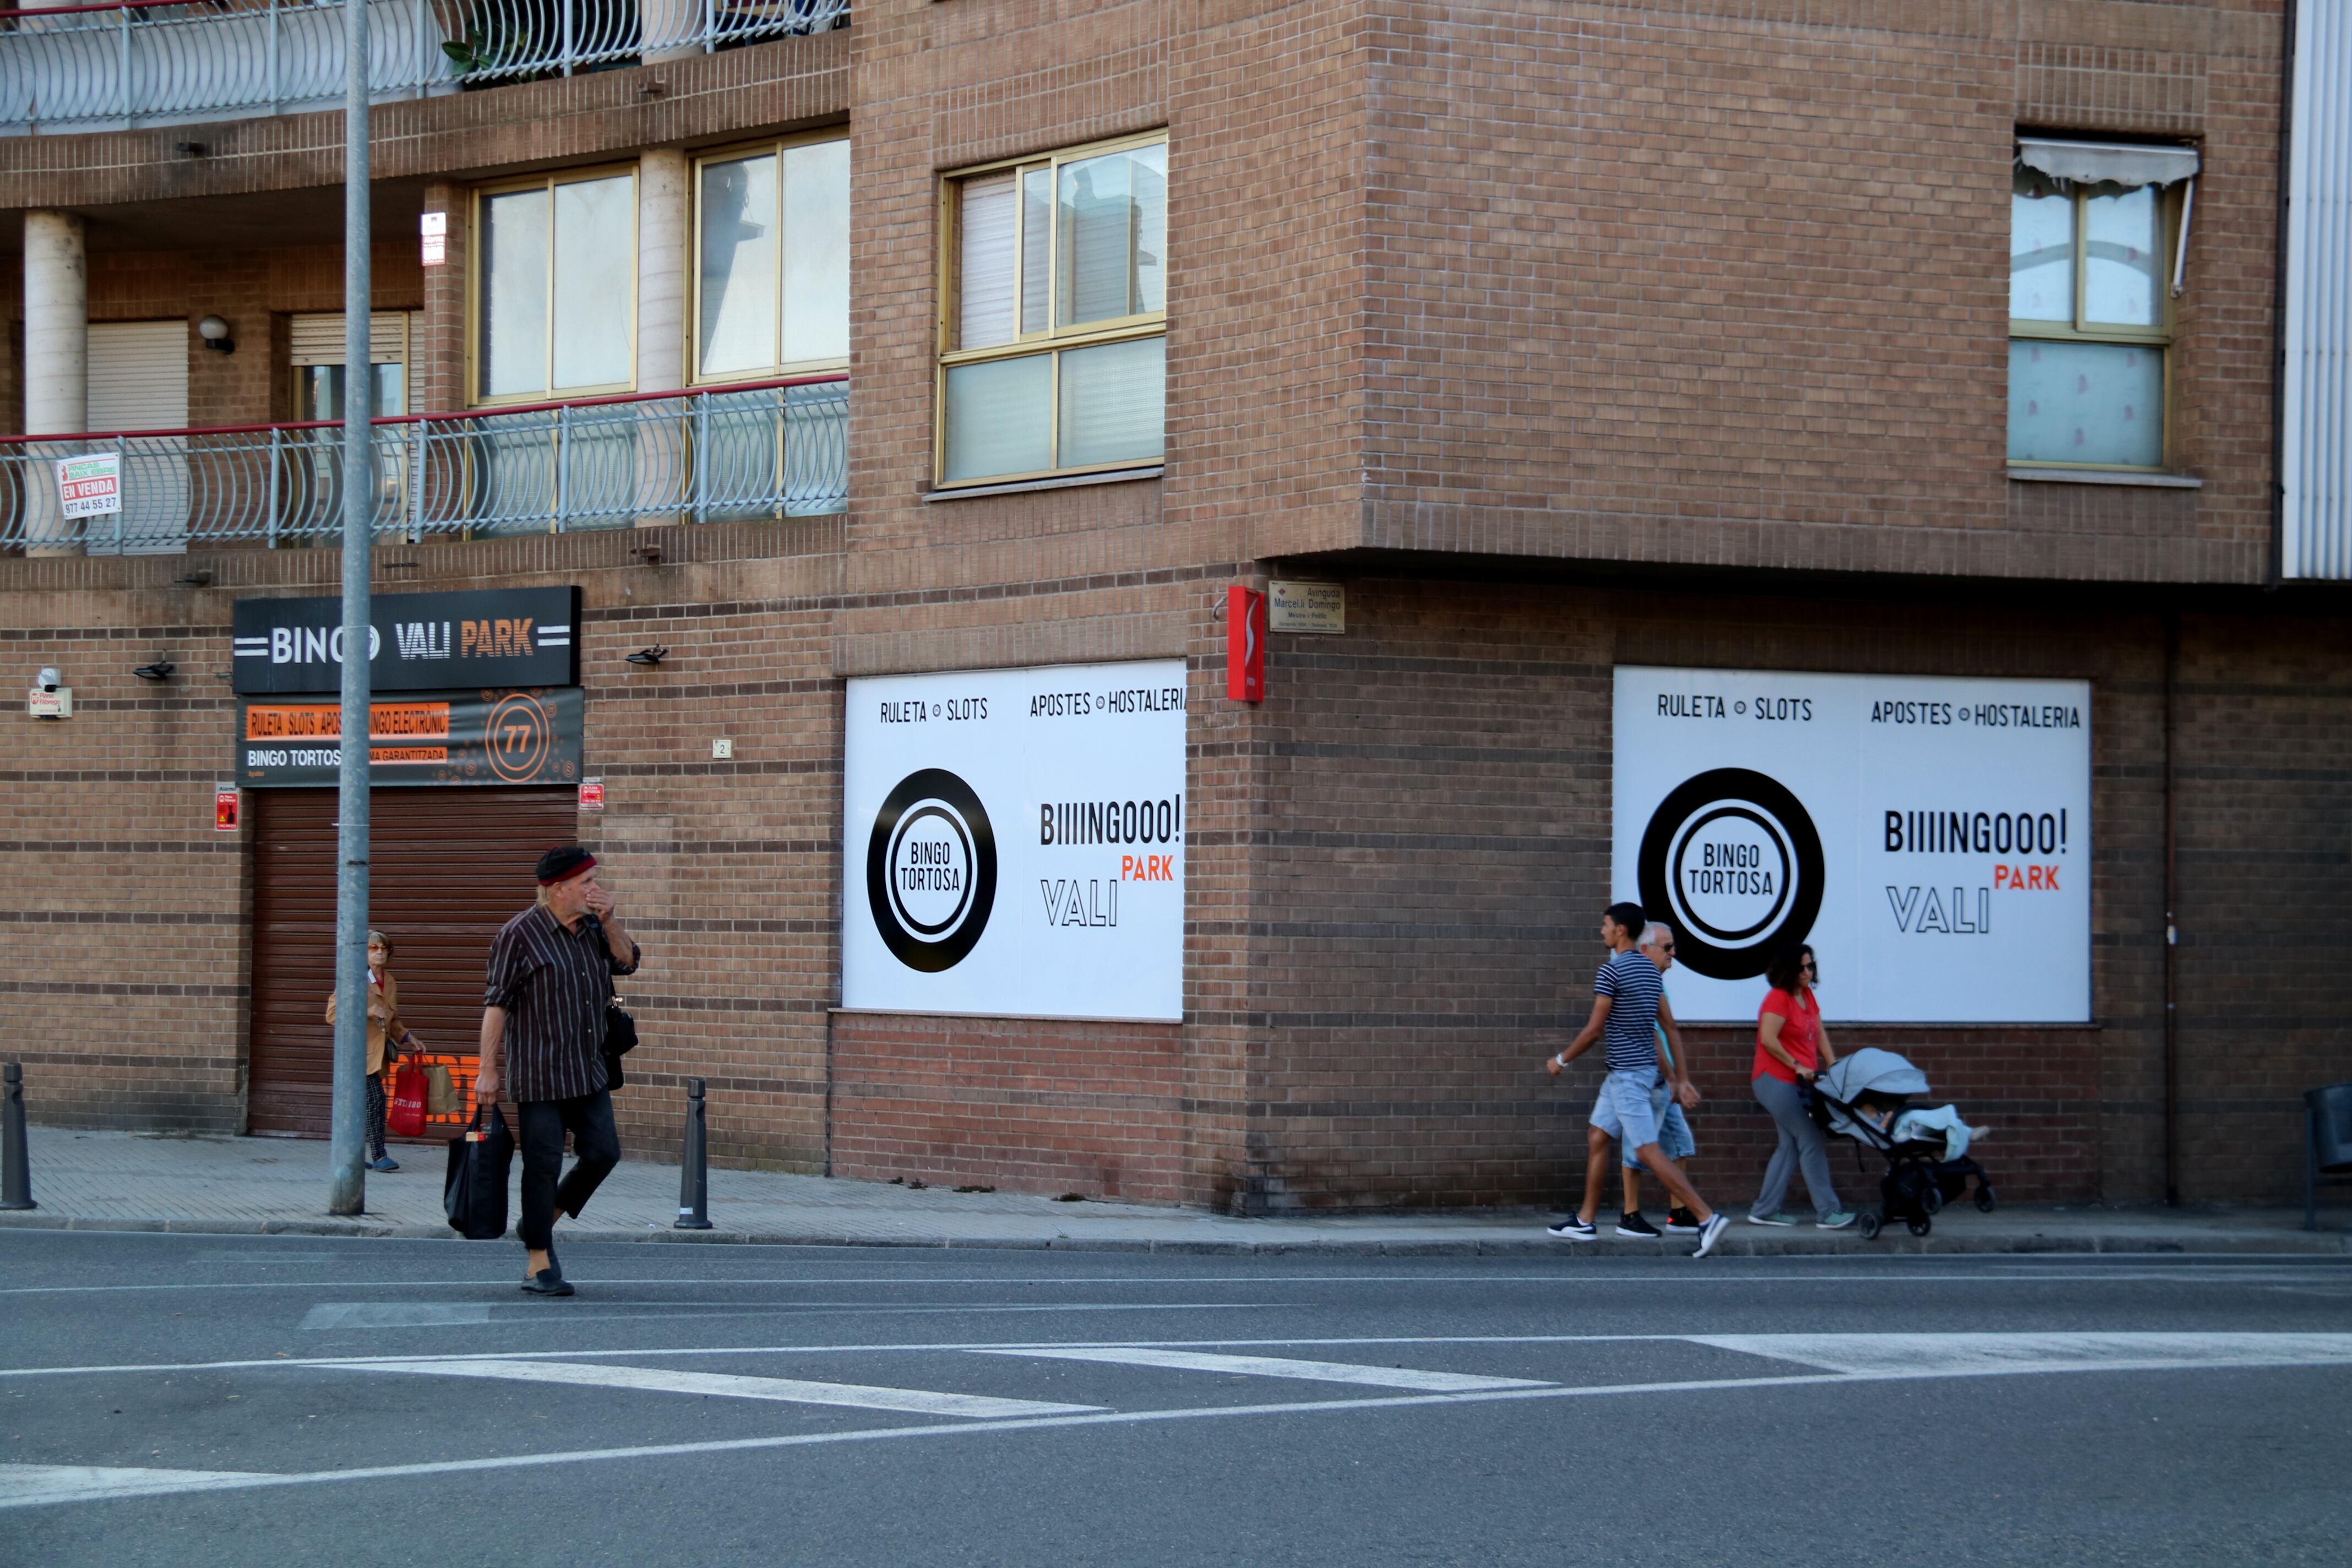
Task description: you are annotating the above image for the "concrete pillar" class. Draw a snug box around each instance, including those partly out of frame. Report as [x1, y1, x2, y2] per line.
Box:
[636, 149, 690, 525]
[23, 210, 86, 555]
[638, 149, 689, 393]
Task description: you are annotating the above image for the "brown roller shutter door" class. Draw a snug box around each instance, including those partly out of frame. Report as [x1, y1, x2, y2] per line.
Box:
[248, 787, 578, 1138]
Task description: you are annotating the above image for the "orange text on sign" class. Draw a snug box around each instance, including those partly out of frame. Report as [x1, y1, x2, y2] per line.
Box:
[1993, 864, 2062, 890]
[1121, 855, 1178, 881]
[244, 703, 453, 742]
[460, 618, 535, 658]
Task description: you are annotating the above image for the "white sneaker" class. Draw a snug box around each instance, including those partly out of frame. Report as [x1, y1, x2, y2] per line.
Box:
[1692, 1213, 1730, 1259]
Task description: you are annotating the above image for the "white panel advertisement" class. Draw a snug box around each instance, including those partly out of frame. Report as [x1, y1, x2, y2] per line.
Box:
[842, 660, 1187, 1022]
[1613, 667, 2092, 1023]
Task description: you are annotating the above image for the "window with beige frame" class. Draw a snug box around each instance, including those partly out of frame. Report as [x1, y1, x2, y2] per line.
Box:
[2008, 138, 2197, 470]
[694, 134, 851, 383]
[472, 166, 637, 404]
[937, 132, 1167, 486]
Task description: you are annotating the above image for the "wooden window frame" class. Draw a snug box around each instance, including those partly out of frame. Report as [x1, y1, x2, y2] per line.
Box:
[935, 129, 1169, 488]
[2008, 181, 2182, 471]
[688, 129, 853, 388]
[466, 164, 640, 408]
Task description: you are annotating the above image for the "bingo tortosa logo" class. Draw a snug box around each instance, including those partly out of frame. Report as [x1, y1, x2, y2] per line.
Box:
[1637, 768, 1823, 981]
[867, 769, 998, 972]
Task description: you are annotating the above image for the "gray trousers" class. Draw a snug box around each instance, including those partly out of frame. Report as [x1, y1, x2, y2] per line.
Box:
[1750, 1073, 1841, 1220]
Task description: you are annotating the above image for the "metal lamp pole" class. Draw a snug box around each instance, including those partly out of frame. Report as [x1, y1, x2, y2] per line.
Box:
[326, 0, 373, 1216]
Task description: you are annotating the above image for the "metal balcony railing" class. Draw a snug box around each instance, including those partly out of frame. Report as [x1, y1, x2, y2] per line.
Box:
[0, 0, 846, 133]
[0, 375, 847, 554]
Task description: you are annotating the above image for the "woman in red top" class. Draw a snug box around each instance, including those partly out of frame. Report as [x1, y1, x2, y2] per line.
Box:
[1746, 944, 1853, 1229]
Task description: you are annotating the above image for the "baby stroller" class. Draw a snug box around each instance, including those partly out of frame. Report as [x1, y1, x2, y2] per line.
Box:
[1807, 1048, 1995, 1239]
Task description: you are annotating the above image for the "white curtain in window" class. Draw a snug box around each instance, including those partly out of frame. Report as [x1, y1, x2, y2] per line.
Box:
[700, 154, 780, 377]
[552, 176, 634, 390]
[2008, 340, 2163, 467]
[482, 187, 551, 397]
[1058, 336, 1164, 469]
[943, 353, 1052, 481]
[960, 174, 1017, 350]
[781, 139, 851, 366]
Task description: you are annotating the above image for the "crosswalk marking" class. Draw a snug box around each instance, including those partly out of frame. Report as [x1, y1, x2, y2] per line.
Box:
[302, 1303, 494, 1330]
[1690, 1331, 2352, 1378]
[968, 1346, 1550, 1392]
[336, 1357, 1104, 1418]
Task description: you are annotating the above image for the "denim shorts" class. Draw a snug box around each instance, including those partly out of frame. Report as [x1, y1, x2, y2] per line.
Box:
[1623, 1080, 1695, 1167]
[1588, 1068, 1662, 1151]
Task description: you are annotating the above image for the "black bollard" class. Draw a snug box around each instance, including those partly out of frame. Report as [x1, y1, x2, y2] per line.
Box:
[674, 1077, 711, 1230]
[2, 1063, 34, 1211]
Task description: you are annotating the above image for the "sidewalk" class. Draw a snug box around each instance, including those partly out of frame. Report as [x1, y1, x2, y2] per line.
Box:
[2, 1127, 2347, 1256]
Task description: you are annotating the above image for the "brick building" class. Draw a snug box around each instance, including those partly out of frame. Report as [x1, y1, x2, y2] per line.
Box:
[0, 0, 2345, 1213]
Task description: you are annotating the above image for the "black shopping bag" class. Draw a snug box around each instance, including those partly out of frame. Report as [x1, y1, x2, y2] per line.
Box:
[444, 1104, 514, 1240]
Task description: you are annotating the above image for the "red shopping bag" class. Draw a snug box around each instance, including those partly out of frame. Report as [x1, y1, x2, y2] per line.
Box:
[388, 1060, 428, 1139]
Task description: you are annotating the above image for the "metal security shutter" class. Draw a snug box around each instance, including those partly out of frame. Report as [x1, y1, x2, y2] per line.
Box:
[88, 320, 189, 432]
[248, 787, 578, 1138]
[288, 312, 415, 369]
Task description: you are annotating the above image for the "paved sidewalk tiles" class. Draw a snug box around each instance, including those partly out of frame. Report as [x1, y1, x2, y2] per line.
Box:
[1, 1128, 2346, 1256]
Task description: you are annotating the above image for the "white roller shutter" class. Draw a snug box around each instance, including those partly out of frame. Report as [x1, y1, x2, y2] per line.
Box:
[289, 311, 413, 368]
[84, 320, 189, 554]
[88, 320, 188, 433]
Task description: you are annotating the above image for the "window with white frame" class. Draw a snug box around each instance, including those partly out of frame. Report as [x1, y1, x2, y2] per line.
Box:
[937, 132, 1167, 486]
[2008, 138, 2197, 470]
[473, 167, 636, 402]
[695, 134, 851, 382]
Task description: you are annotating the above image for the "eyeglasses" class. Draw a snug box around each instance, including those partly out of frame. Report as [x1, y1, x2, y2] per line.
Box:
[1801, 960, 1818, 972]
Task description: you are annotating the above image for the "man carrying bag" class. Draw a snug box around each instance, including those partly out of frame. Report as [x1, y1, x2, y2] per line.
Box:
[472, 845, 642, 1297]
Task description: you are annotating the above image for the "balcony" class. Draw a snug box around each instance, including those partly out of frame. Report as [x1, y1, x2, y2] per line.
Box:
[0, 375, 847, 553]
[0, 0, 845, 134]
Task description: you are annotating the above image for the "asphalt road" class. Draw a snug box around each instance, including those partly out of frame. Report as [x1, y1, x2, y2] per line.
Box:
[3, 1231, 2350, 1566]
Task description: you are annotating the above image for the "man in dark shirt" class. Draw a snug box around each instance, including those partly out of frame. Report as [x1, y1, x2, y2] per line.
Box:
[476, 845, 640, 1296]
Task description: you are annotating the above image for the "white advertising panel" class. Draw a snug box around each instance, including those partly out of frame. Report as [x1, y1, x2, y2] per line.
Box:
[842, 660, 1187, 1022]
[1614, 667, 2091, 1023]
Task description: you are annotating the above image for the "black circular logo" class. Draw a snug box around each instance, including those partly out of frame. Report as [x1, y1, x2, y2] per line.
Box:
[866, 769, 998, 972]
[1636, 768, 1823, 981]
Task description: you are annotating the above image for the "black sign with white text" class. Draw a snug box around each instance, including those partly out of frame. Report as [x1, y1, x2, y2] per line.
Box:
[231, 588, 579, 695]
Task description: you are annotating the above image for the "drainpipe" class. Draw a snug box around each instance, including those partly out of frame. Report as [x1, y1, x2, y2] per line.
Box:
[2162, 608, 2181, 1206]
[2269, 0, 2297, 585]
[22, 210, 86, 557]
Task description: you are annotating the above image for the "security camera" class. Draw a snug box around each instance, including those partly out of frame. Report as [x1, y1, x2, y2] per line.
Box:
[34, 667, 61, 693]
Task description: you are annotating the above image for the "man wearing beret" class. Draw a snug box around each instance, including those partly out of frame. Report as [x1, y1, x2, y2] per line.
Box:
[476, 845, 641, 1296]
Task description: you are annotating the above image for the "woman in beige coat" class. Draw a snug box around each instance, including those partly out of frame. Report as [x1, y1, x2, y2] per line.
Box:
[324, 929, 422, 1170]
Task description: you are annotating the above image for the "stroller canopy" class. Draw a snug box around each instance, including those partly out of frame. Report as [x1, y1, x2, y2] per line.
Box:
[1818, 1048, 1931, 1104]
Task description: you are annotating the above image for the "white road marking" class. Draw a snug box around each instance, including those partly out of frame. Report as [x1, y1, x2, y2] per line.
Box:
[0, 1464, 278, 1507]
[972, 1346, 1548, 1392]
[302, 1303, 494, 1330]
[11, 1328, 2352, 1384]
[25, 1332, 2352, 1513]
[337, 1357, 1104, 1419]
[1693, 1332, 2352, 1378]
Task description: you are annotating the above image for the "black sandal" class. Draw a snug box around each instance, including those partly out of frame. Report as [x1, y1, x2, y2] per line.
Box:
[520, 1268, 573, 1297]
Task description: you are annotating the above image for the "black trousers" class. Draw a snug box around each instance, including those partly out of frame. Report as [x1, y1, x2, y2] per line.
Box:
[516, 1089, 620, 1251]
[364, 1071, 388, 1161]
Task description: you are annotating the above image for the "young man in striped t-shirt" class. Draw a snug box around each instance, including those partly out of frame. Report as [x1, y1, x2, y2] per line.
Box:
[1543, 902, 1729, 1256]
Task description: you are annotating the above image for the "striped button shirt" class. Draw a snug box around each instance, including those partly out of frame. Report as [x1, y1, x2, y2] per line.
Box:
[483, 905, 640, 1103]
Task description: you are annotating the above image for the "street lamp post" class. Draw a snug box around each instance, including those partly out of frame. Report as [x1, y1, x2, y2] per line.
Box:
[326, 0, 373, 1216]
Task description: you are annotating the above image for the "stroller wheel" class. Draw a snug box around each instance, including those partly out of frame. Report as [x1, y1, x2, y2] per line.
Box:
[1858, 1211, 1882, 1240]
[1975, 1184, 1997, 1213]
[1921, 1183, 1945, 1215]
[1906, 1215, 1932, 1237]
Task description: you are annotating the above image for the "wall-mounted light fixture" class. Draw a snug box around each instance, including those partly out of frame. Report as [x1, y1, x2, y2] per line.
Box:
[625, 646, 669, 667]
[197, 315, 235, 355]
[132, 660, 176, 683]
